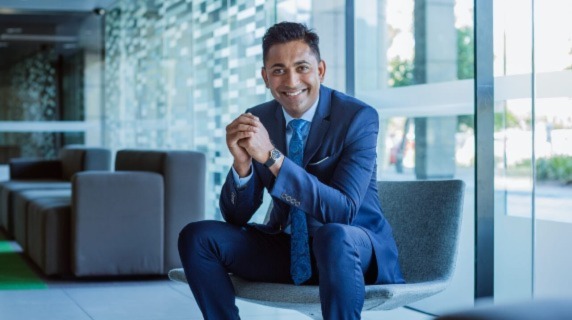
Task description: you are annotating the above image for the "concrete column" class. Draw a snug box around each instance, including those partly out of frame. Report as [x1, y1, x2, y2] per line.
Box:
[80, 15, 105, 147]
[414, 117, 457, 179]
[353, 0, 390, 172]
[414, 0, 457, 179]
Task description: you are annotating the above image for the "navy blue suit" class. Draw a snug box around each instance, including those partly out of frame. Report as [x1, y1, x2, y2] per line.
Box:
[179, 86, 404, 319]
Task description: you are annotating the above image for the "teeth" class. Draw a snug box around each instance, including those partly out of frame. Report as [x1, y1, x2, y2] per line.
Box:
[285, 90, 303, 96]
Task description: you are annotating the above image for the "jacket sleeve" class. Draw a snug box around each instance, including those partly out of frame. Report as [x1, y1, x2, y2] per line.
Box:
[269, 106, 379, 225]
[219, 165, 265, 226]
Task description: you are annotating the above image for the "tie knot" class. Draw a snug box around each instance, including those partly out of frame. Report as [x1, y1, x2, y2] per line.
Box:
[288, 119, 310, 135]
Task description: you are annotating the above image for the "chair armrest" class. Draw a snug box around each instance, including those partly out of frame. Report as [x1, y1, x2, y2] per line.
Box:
[71, 171, 165, 276]
[9, 158, 62, 180]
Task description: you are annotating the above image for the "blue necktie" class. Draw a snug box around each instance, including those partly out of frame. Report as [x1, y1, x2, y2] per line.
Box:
[288, 119, 312, 285]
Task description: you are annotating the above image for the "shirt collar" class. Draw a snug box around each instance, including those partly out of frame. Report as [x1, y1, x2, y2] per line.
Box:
[282, 96, 320, 127]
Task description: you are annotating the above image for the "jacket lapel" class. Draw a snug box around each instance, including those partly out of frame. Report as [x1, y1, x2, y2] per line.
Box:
[268, 102, 288, 226]
[303, 86, 331, 167]
[270, 101, 287, 154]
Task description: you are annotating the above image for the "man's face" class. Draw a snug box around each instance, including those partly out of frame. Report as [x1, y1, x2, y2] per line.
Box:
[261, 40, 326, 118]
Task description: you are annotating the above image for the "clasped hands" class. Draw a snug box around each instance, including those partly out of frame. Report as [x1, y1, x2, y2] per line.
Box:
[226, 113, 275, 177]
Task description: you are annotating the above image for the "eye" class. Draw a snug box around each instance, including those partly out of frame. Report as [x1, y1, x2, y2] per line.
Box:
[298, 65, 310, 72]
[272, 69, 285, 75]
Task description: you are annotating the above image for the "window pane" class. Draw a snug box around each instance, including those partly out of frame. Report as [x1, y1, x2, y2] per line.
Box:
[355, 0, 475, 315]
[493, 0, 534, 303]
[533, 0, 572, 299]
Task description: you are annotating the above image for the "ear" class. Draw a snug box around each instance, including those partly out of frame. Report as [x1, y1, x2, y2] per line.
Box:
[318, 60, 326, 83]
[261, 67, 269, 88]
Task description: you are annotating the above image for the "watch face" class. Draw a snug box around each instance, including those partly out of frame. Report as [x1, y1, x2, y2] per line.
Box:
[271, 148, 281, 160]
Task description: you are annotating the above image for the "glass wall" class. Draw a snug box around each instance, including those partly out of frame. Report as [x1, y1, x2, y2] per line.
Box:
[354, 0, 475, 314]
[0, 12, 104, 166]
[493, 0, 534, 303]
[104, 0, 349, 220]
[104, 0, 272, 220]
[494, 0, 572, 302]
[531, 0, 572, 300]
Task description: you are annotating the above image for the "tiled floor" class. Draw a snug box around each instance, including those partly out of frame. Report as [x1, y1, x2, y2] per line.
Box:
[0, 279, 434, 319]
[0, 265, 433, 320]
[0, 280, 435, 320]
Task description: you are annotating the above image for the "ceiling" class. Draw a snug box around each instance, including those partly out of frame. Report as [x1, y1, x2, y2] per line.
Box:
[0, 0, 117, 70]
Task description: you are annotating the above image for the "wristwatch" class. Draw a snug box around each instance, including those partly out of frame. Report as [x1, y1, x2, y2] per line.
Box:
[264, 148, 282, 167]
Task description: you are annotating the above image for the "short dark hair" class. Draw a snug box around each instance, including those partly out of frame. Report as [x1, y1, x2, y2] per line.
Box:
[262, 21, 321, 64]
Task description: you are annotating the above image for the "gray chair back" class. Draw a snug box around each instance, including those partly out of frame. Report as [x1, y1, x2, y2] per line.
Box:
[378, 180, 465, 283]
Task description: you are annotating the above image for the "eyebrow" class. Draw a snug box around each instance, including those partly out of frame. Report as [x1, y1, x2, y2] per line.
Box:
[268, 60, 311, 69]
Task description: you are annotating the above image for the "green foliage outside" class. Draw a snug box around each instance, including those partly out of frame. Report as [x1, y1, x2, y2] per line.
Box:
[387, 27, 476, 131]
[536, 156, 572, 183]
[512, 156, 572, 184]
[456, 27, 474, 132]
[457, 27, 474, 80]
[494, 109, 521, 131]
[388, 56, 414, 88]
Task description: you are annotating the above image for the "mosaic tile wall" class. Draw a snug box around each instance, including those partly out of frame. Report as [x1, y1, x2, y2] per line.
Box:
[0, 49, 60, 159]
[105, 0, 276, 219]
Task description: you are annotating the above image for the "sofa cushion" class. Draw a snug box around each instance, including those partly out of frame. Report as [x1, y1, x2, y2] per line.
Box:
[12, 189, 72, 251]
[0, 181, 70, 234]
[27, 196, 72, 276]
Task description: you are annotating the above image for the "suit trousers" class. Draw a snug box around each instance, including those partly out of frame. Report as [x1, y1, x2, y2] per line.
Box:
[178, 220, 375, 320]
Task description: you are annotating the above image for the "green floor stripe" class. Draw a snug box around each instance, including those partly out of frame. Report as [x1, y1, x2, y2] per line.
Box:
[0, 239, 47, 290]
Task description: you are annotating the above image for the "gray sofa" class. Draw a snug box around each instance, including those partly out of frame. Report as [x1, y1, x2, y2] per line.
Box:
[0, 145, 112, 236]
[9, 149, 206, 277]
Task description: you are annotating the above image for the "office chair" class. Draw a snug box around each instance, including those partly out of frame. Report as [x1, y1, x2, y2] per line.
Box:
[170, 179, 465, 319]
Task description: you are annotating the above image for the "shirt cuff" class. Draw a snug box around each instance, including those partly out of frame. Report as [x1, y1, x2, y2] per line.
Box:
[231, 165, 253, 189]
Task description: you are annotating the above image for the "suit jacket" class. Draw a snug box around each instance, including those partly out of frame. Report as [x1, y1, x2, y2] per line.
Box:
[220, 86, 404, 285]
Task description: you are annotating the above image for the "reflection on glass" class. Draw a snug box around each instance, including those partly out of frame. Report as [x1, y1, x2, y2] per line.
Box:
[534, 98, 572, 223]
[493, 0, 534, 304]
[533, 94, 572, 298]
[0, 13, 99, 160]
[532, 0, 572, 300]
[494, 0, 572, 303]
[495, 99, 534, 219]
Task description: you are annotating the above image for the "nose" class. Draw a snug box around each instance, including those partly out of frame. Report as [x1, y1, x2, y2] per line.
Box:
[284, 70, 299, 88]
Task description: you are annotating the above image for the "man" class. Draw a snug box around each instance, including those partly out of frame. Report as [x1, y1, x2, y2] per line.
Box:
[178, 21, 404, 320]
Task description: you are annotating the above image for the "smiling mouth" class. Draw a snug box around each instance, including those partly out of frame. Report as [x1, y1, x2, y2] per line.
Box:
[283, 89, 306, 96]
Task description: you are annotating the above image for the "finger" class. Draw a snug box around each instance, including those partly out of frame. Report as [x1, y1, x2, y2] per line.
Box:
[228, 131, 254, 143]
[226, 124, 258, 136]
[237, 113, 260, 126]
[239, 123, 259, 132]
[227, 114, 255, 128]
[242, 112, 260, 121]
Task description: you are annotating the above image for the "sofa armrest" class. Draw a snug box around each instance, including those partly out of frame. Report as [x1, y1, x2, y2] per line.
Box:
[9, 158, 63, 180]
[59, 146, 112, 180]
[71, 171, 165, 276]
